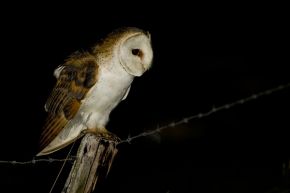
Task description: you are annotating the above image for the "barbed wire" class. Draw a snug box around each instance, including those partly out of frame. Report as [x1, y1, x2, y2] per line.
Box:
[118, 82, 290, 144]
[0, 82, 289, 165]
[0, 157, 76, 165]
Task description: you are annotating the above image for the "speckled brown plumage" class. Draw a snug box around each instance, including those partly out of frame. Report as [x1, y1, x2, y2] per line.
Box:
[39, 57, 99, 151]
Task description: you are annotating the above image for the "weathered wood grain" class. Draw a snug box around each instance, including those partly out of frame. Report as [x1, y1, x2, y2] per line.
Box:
[62, 133, 119, 193]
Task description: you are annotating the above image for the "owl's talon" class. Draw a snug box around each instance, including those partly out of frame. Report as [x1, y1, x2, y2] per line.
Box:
[101, 132, 120, 143]
[83, 128, 120, 142]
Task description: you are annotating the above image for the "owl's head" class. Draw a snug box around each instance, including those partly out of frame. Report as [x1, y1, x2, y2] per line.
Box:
[117, 28, 153, 76]
[95, 27, 153, 77]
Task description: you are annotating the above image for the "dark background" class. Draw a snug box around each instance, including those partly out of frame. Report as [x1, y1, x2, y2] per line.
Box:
[0, 3, 289, 193]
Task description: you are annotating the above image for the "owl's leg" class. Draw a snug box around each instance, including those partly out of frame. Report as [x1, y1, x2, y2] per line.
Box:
[82, 127, 120, 142]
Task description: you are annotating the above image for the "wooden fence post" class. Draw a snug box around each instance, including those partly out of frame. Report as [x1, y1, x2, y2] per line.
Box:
[62, 133, 119, 193]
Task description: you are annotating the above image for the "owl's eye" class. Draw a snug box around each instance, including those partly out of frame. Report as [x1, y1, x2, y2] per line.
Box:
[131, 49, 143, 58]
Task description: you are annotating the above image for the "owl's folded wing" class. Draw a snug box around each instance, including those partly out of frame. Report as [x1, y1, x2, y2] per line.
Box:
[39, 58, 99, 153]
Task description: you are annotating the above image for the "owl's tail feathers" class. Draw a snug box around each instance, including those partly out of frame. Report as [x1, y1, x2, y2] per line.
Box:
[38, 114, 68, 155]
[36, 138, 78, 156]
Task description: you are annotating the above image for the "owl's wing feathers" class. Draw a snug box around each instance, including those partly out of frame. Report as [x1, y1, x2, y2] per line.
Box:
[39, 58, 99, 151]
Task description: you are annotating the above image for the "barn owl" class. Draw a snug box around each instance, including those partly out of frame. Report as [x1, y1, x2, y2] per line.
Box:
[37, 27, 153, 156]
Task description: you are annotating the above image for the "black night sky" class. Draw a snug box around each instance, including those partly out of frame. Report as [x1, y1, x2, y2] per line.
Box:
[0, 3, 289, 193]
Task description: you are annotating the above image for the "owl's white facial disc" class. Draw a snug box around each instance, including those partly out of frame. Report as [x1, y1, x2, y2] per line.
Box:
[119, 32, 153, 76]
